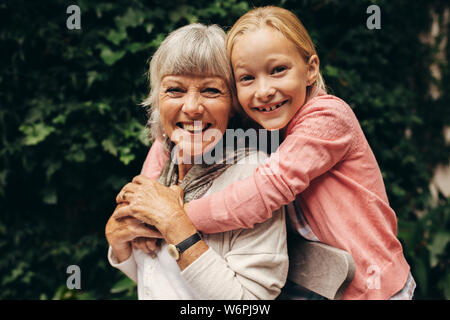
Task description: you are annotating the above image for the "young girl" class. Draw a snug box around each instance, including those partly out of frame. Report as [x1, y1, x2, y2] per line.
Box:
[141, 6, 415, 299]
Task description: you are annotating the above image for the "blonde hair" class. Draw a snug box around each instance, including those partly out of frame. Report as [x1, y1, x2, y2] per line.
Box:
[226, 6, 326, 99]
[142, 23, 238, 141]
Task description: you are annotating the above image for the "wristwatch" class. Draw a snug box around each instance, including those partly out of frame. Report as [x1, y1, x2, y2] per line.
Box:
[167, 232, 202, 261]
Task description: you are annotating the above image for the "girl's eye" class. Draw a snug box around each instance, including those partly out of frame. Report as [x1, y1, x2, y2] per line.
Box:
[272, 66, 287, 74]
[239, 75, 254, 82]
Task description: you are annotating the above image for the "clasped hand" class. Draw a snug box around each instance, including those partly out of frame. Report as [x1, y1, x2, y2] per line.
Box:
[106, 175, 186, 260]
[114, 175, 185, 234]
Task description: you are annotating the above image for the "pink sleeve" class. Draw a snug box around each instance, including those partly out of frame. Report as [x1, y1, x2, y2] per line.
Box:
[186, 101, 355, 233]
[140, 139, 169, 180]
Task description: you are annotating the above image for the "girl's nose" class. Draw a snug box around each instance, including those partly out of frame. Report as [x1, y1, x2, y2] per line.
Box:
[255, 78, 276, 101]
[181, 93, 204, 116]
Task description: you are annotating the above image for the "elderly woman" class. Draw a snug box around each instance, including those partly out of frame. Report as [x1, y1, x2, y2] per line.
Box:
[105, 23, 288, 300]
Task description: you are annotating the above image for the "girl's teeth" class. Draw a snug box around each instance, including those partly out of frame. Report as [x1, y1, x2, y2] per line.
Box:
[260, 102, 282, 112]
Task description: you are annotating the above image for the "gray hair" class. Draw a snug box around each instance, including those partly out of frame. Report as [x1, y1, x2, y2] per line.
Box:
[141, 23, 237, 142]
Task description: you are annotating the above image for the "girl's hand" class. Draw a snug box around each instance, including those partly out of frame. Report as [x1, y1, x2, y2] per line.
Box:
[114, 175, 186, 238]
[105, 203, 163, 262]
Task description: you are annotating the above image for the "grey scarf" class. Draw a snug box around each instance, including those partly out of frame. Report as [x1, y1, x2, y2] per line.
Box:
[158, 144, 250, 202]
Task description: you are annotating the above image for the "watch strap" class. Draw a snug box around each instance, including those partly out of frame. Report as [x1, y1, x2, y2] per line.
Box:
[167, 232, 202, 260]
[176, 232, 202, 254]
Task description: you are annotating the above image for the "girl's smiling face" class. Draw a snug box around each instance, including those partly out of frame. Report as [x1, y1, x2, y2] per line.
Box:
[231, 27, 319, 130]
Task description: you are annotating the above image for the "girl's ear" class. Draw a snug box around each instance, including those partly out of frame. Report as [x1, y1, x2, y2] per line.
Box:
[306, 55, 320, 86]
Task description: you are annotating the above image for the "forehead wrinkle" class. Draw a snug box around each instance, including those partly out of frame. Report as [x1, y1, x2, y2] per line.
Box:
[202, 77, 228, 89]
[160, 77, 183, 85]
[161, 74, 227, 87]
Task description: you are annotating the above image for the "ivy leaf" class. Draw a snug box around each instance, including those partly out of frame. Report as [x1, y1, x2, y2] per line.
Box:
[139, 127, 150, 146]
[414, 258, 428, 295]
[0, 170, 8, 197]
[106, 28, 127, 46]
[52, 113, 67, 125]
[102, 139, 118, 157]
[126, 42, 150, 54]
[110, 277, 136, 294]
[99, 47, 126, 66]
[86, 71, 104, 89]
[96, 102, 111, 115]
[65, 145, 86, 163]
[427, 232, 450, 268]
[118, 146, 135, 165]
[45, 160, 62, 181]
[114, 8, 145, 30]
[42, 188, 57, 205]
[20, 123, 55, 146]
[323, 65, 339, 78]
[145, 23, 154, 33]
[438, 273, 450, 299]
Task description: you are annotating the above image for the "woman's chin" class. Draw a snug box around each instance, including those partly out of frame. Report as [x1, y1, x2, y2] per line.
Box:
[173, 143, 215, 164]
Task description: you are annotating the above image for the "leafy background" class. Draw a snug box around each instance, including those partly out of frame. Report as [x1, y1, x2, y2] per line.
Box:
[0, 0, 449, 299]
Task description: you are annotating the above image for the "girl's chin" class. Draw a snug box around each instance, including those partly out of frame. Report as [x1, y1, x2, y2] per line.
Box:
[255, 118, 289, 131]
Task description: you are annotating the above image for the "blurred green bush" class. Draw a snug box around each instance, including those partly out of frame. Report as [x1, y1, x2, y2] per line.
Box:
[0, 0, 448, 299]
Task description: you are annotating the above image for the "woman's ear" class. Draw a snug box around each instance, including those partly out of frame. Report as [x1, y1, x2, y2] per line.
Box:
[306, 55, 320, 86]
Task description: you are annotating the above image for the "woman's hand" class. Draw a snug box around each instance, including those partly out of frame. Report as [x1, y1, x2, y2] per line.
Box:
[106, 203, 163, 262]
[114, 176, 208, 271]
[114, 175, 186, 238]
[131, 237, 162, 259]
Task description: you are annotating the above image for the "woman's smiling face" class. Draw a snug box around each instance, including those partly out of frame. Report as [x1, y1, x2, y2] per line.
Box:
[159, 74, 231, 160]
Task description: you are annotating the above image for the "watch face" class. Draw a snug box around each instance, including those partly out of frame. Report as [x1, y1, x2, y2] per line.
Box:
[167, 244, 180, 261]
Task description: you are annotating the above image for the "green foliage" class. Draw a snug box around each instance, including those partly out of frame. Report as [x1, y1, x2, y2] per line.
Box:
[398, 196, 450, 299]
[0, 0, 448, 299]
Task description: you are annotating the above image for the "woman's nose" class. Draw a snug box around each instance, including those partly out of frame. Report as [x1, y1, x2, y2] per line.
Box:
[255, 78, 276, 101]
[181, 92, 204, 116]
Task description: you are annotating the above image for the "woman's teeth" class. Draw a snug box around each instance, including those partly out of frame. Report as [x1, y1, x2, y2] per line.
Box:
[257, 100, 287, 112]
[178, 122, 210, 133]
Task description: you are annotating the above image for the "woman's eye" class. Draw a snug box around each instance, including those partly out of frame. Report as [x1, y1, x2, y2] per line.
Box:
[166, 87, 182, 92]
[272, 66, 287, 74]
[203, 87, 221, 94]
[165, 87, 184, 95]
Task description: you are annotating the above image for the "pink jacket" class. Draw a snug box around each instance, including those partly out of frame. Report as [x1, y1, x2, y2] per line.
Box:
[141, 91, 411, 300]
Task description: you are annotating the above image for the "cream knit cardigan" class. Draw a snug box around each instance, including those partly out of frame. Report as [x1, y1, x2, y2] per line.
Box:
[108, 151, 288, 299]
